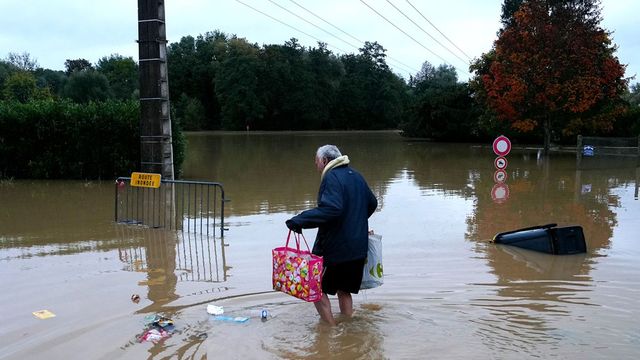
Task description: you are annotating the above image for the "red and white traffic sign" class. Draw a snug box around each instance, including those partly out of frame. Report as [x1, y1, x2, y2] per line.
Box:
[491, 183, 510, 203]
[493, 135, 512, 156]
[494, 169, 508, 183]
[494, 156, 508, 170]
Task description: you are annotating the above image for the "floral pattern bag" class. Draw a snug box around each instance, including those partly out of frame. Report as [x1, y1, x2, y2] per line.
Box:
[272, 230, 323, 302]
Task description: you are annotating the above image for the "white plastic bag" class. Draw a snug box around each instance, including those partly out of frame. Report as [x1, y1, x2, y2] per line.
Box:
[361, 233, 383, 290]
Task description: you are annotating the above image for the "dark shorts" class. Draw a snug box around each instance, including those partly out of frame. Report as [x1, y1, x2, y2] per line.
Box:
[322, 258, 366, 295]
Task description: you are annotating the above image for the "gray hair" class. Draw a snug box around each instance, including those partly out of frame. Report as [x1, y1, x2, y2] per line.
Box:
[316, 145, 342, 161]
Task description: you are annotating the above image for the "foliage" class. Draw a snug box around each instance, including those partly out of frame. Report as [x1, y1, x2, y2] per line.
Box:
[168, 33, 408, 131]
[6, 52, 39, 71]
[333, 42, 408, 130]
[215, 37, 264, 130]
[257, 39, 311, 130]
[34, 68, 67, 98]
[96, 54, 139, 100]
[62, 70, 112, 103]
[0, 100, 138, 179]
[0, 99, 185, 179]
[64, 58, 93, 75]
[2, 71, 51, 103]
[626, 82, 640, 106]
[401, 63, 478, 140]
[174, 93, 207, 130]
[0, 60, 19, 95]
[473, 0, 628, 149]
[469, 51, 526, 141]
[167, 32, 227, 130]
[305, 43, 343, 129]
[614, 82, 640, 136]
[500, 0, 524, 28]
[611, 106, 640, 137]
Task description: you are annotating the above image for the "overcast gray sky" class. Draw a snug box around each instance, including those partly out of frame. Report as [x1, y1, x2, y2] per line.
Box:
[1, 0, 637, 84]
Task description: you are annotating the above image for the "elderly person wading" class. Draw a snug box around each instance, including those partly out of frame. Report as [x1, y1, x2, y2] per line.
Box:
[286, 145, 378, 325]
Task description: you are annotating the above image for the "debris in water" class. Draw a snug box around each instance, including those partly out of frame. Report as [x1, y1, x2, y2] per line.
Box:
[32, 309, 56, 319]
[206, 304, 224, 315]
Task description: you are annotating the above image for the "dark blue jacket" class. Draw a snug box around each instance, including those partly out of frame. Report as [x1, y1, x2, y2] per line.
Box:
[289, 165, 377, 265]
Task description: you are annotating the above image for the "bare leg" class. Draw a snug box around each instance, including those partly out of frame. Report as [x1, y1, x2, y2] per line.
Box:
[314, 293, 336, 326]
[337, 290, 353, 317]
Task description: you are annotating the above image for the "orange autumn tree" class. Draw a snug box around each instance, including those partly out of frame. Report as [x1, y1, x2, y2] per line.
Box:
[472, 0, 627, 151]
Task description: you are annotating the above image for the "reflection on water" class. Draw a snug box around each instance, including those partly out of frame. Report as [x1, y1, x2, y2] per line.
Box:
[0, 180, 115, 243]
[267, 310, 385, 360]
[1, 132, 640, 359]
[181, 131, 408, 216]
[115, 226, 230, 315]
[116, 227, 227, 283]
[470, 245, 595, 355]
[176, 232, 228, 283]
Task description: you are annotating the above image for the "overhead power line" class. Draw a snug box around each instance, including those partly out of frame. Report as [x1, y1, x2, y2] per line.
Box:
[235, 0, 348, 53]
[385, 0, 469, 67]
[405, 0, 472, 61]
[267, 0, 359, 50]
[289, 0, 363, 45]
[360, 0, 462, 73]
[286, 0, 419, 74]
[237, 0, 421, 77]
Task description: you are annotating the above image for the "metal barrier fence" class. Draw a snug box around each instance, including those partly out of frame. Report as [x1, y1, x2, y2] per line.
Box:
[577, 135, 640, 156]
[115, 177, 227, 236]
[576, 135, 640, 169]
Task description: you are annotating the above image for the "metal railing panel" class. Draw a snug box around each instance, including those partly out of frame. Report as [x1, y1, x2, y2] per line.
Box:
[115, 177, 227, 236]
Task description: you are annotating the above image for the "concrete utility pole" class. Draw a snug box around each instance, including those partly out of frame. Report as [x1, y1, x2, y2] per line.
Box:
[137, 0, 174, 179]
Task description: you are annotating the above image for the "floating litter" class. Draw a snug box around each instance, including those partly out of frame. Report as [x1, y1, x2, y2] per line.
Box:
[32, 309, 56, 319]
[212, 316, 249, 323]
[206, 304, 224, 315]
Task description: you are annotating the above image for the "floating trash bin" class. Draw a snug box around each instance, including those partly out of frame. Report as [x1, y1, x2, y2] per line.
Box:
[493, 223, 586, 255]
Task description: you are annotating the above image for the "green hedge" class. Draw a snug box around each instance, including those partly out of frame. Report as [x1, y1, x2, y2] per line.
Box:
[0, 99, 185, 179]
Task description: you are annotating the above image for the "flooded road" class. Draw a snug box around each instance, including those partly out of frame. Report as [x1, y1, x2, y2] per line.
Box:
[1, 131, 640, 359]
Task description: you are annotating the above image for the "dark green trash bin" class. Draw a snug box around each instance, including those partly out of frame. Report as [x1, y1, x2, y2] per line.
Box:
[493, 223, 586, 255]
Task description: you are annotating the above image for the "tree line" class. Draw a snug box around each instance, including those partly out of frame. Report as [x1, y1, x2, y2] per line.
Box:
[166, 31, 486, 140]
[167, 34, 409, 132]
[0, 53, 139, 103]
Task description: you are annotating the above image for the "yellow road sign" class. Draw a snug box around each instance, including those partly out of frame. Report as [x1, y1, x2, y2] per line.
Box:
[130, 172, 161, 188]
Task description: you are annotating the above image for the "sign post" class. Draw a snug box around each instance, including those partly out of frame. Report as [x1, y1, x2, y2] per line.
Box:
[491, 135, 511, 203]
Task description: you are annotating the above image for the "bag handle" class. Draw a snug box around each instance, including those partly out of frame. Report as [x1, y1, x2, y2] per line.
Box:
[285, 230, 312, 252]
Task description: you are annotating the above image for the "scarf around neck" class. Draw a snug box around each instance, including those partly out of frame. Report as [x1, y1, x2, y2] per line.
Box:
[321, 155, 350, 180]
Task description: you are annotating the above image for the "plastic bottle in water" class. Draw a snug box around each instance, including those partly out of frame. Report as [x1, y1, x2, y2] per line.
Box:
[249, 309, 270, 322]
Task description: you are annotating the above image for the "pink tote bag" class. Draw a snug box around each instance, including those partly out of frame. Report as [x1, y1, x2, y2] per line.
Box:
[272, 230, 323, 302]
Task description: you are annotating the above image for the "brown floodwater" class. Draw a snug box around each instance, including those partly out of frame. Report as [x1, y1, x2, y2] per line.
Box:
[1, 131, 639, 359]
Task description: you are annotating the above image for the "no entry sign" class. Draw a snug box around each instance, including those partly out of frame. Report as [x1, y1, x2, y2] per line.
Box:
[493, 135, 512, 156]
